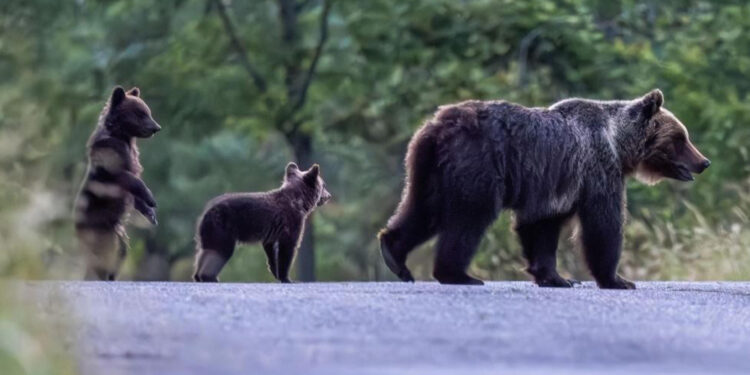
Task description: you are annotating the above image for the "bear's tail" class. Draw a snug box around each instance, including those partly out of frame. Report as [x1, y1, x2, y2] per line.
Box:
[379, 124, 440, 282]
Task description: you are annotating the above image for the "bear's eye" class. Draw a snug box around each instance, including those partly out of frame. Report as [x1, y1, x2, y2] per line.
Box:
[673, 137, 686, 153]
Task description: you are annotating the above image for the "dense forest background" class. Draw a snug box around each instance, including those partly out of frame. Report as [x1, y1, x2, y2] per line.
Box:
[2, 0, 750, 284]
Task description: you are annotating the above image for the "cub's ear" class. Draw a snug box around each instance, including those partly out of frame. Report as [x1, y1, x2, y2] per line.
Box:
[128, 87, 140, 97]
[286, 162, 300, 177]
[111, 86, 126, 107]
[304, 164, 320, 184]
[639, 89, 664, 119]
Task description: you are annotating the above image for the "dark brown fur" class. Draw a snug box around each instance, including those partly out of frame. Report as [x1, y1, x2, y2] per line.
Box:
[74, 86, 161, 281]
[380, 90, 709, 289]
[193, 163, 331, 283]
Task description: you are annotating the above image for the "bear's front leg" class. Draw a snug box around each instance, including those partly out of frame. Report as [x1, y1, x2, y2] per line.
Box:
[262, 241, 280, 280]
[516, 215, 576, 288]
[134, 196, 158, 225]
[578, 188, 635, 290]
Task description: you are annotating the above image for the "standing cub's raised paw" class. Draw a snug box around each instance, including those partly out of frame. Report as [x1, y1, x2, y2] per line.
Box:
[193, 163, 331, 283]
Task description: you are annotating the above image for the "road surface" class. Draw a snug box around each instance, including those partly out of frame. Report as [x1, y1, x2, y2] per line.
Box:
[22, 281, 750, 375]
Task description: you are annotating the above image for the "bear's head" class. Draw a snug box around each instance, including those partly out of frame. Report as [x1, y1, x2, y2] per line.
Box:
[628, 89, 710, 185]
[284, 162, 332, 208]
[106, 86, 161, 139]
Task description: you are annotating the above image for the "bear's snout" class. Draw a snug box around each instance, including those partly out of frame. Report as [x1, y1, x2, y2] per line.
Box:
[694, 158, 710, 174]
[682, 139, 709, 175]
[318, 190, 332, 206]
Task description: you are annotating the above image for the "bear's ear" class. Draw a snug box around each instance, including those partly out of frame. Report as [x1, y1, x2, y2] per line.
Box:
[110, 86, 126, 107]
[128, 87, 140, 97]
[286, 162, 300, 178]
[304, 164, 320, 185]
[639, 89, 664, 119]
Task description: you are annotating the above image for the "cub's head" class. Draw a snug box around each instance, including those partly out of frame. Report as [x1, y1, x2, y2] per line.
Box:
[284, 162, 332, 207]
[106, 86, 161, 138]
[629, 89, 710, 185]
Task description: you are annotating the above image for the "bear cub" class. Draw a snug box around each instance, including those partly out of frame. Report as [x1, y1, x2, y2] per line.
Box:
[193, 163, 331, 283]
[74, 86, 161, 281]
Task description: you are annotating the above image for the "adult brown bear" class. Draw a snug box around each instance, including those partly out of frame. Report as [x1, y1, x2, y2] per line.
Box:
[379, 90, 709, 289]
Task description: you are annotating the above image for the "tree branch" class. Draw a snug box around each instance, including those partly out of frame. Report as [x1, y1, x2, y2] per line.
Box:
[290, 0, 331, 114]
[518, 27, 543, 88]
[296, 0, 313, 12]
[212, 0, 268, 92]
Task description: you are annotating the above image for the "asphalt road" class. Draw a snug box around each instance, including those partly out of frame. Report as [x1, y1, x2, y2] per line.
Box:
[22, 281, 750, 375]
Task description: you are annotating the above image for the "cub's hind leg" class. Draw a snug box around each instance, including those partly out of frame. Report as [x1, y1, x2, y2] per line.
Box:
[108, 228, 128, 281]
[193, 247, 233, 282]
[193, 235, 234, 283]
[78, 227, 122, 281]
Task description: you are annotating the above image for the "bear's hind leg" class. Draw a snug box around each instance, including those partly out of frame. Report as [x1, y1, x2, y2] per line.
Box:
[379, 215, 435, 283]
[516, 216, 575, 288]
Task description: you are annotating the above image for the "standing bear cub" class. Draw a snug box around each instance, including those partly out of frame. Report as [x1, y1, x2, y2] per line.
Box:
[379, 90, 710, 289]
[194, 163, 331, 283]
[75, 86, 161, 281]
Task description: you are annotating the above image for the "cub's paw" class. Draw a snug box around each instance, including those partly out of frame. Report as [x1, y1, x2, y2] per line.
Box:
[145, 194, 157, 208]
[142, 206, 158, 225]
[598, 276, 636, 290]
[279, 278, 293, 284]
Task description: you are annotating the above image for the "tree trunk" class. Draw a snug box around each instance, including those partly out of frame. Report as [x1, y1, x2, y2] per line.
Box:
[291, 133, 316, 281]
[135, 234, 171, 281]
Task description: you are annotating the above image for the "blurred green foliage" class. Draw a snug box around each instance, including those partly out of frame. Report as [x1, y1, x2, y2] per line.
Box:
[1, 0, 749, 284]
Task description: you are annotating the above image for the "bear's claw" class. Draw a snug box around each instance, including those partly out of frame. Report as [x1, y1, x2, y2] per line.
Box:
[436, 275, 484, 285]
[597, 276, 636, 290]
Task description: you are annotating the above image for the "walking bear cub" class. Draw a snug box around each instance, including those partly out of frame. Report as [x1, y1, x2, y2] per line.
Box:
[194, 163, 331, 283]
[75, 86, 161, 281]
[379, 89, 710, 289]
